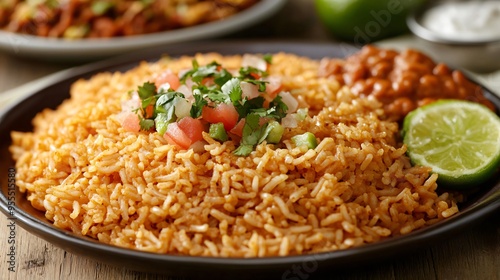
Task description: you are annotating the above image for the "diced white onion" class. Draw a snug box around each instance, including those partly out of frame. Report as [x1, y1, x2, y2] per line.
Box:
[176, 84, 193, 101]
[229, 69, 240, 76]
[279, 91, 298, 114]
[281, 114, 298, 128]
[119, 92, 141, 124]
[158, 83, 171, 92]
[240, 81, 260, 99]
[117, 92, 141, 125]
[115, 111, 127, 124]
[264, 76, 282, 95]
[121, 92, 141, 112]
[179, 69, 190, 78]
[184, 77, 195, 91]
[242, 54, 267, 72]
[173, 97, 192, 119]
[189, 140, 206, 153]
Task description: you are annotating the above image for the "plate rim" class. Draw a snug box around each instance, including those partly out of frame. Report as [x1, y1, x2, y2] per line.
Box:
[0, 40, 499, 276]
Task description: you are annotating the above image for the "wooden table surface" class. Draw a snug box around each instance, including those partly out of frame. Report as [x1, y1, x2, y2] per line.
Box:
[0, 1, 498, 279]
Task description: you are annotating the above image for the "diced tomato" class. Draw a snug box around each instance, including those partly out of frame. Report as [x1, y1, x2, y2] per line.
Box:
[155, 71, 180, 91]
[164, 122, 192, 149]
[163, 133, 177, 146]
[177, 117, 205, 143]
[202, 77, 215, 86]
[250, 72, 261, 80]
[230, 119, 245, 137]
[144, 104, 154, 118]
[121, 113, 141, 132]
[201, 103, 239, 131]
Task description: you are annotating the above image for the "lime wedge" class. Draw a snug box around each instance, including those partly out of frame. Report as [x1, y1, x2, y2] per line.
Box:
[402, 100, 500, 189]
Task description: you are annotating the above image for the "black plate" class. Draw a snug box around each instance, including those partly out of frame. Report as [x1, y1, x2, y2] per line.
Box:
[0, 41, 499, 279]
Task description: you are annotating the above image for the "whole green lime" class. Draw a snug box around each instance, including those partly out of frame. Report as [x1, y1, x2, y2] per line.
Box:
[314, 0, 426, 43]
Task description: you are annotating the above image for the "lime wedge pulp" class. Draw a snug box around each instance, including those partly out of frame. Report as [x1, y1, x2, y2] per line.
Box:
[402, 100, 500, 188]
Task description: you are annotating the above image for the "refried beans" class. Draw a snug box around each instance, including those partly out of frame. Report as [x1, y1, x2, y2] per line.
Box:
[319, 45, 495, 121]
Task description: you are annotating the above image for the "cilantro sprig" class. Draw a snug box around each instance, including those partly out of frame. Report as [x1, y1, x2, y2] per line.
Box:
[135, 81, 185, 132]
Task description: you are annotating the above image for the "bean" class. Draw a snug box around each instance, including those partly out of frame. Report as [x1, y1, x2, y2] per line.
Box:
[318, 45, 495, 121]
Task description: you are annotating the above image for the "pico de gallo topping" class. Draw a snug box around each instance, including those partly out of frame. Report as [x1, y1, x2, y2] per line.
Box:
[119, 54, 310, 156]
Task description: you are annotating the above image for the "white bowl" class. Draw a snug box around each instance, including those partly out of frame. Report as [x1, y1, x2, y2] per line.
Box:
[407, 1, 500, 73]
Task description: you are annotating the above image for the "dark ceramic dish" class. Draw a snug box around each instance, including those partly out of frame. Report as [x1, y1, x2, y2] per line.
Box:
[0, 42, 499, 279]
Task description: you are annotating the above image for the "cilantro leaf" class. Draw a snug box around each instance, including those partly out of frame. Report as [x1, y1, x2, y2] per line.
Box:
[192, 65, 217, 83]
[241, 113, 262, 145]
[250, 107, 272, 117]
[190, 90, 207, 118]
[141, 96, 156, 113]
[233, 144, 254, 157]
[188, 61, 221, 84]
[156, 92, 176, 110]
[263, 54, 273, 64]
[235, 96, 264, 118]
[221, 78, 242, 104]
[139, 118, 155, 131]
[214, 68, 233, 87]
[138, 82, 156, 100]
[192, 59, 200, 69]
[267, 95, 288, 121]
[179, 59, 200, 83]
[197, 84, 226, 103]
[152, 92, 182, 134]
[206, 91, 227, 103]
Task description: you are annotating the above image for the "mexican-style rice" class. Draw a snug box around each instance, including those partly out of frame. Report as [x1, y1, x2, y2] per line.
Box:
[9, 52, 459, 257]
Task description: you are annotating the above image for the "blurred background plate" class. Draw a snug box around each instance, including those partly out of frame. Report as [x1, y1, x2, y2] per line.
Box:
[0, 0, 285, 62]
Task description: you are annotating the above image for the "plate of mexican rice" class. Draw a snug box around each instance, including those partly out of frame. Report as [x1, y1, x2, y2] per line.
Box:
[0, 41, 499, 278]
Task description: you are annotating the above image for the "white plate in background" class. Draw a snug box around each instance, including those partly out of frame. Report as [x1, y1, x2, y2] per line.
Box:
[0, 0, 285, 61]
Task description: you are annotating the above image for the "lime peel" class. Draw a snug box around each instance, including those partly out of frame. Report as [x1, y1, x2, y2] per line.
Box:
[402, 100, 500, 189]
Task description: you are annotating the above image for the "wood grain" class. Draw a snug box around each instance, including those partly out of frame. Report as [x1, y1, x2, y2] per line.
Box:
[0, 1, 499, 279]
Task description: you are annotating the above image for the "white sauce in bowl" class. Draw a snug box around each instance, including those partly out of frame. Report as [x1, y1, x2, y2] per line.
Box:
[421, 1, 500, 41]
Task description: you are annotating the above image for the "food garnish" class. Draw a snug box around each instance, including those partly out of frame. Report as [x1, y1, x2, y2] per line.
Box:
[402, 100, 500, 189]
[291, 132, 318, 150]
[121, 55, 306, 156]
